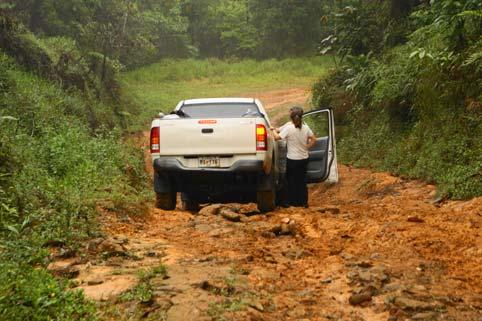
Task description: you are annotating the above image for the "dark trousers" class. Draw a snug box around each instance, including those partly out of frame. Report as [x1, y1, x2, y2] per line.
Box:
[286, 158, 309, 207]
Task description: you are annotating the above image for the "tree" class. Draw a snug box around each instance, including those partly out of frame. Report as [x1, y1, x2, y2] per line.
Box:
[249, 0, 323, 58]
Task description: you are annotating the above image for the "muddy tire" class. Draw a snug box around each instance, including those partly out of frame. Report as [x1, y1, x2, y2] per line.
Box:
[257, 190, 276, 213]
[155, 192, 176, 210]
[181, 196, 200, 211]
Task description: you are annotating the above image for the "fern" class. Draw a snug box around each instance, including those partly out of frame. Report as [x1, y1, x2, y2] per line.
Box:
[463, 51, 482, 66]
[456, 9, 482, 18]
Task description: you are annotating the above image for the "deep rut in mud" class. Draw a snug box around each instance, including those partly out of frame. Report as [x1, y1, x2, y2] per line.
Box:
[50, 89, 481, 321]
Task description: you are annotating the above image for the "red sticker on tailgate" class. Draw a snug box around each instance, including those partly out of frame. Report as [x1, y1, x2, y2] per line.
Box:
[198, 120, 217, 124]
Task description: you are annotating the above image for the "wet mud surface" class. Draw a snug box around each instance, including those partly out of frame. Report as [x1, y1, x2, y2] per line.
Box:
[51, 165, 481, 321]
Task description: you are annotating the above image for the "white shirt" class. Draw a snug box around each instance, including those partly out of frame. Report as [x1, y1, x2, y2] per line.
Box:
[279, 122, 314, 160]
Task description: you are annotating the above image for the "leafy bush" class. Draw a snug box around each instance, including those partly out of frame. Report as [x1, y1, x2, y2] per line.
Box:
[0, 15, 131, 112]
[0, 51, 148, 319]
[0, 51, 147, 240]
[313, 0, 482, 199]
[0, 261, 97, 321]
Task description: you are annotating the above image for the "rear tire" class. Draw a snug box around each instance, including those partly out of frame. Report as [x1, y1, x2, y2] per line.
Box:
[180, 193, 200, 211]
[257, 190, 276, 213]
[155, 192, 177, 210]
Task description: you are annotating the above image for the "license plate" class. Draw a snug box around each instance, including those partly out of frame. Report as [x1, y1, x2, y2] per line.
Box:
[199, 156, 220, 168]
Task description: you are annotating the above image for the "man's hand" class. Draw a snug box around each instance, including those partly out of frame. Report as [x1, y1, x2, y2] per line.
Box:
[307, 135, 316, 149]
[271, 127, 282, 141]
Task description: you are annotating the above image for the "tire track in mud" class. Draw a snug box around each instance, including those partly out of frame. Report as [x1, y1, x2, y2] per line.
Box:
[54, 88, 481, 321]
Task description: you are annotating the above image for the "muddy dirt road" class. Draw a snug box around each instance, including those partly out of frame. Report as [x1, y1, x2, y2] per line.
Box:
[52, 89, 481, 321]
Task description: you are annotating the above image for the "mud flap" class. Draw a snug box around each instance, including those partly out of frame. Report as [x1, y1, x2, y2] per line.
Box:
[257, 171, 275, 192]
[275, 173, 289, 206]
[154, 172, 173, 193]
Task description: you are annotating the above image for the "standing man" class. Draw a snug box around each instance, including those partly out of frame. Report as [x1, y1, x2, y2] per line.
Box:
[271, 107, 316, 207]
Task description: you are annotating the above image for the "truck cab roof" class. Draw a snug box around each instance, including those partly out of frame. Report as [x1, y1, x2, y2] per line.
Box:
[175, 98, 262, 111]
[173, 98, 267, 118]
[181, 98, 256, 105]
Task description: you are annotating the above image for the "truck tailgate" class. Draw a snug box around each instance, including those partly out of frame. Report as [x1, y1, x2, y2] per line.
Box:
[158, 118, 257, 156]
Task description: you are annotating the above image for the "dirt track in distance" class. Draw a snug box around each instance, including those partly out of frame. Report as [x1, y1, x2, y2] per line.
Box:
[244, 87, 311, 126]
[52, 88, 481, 321]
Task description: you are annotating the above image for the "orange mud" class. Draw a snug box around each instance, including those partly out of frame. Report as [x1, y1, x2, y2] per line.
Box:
[66, 88, 481, 321]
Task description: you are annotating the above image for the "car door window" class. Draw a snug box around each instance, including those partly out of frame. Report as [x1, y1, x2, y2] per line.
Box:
[303, 109, 338, 183]
[304, 111, 329, 138]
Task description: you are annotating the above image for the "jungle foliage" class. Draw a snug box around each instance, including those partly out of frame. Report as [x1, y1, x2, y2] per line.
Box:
[0, 49, 148, 319]
[0, 5, 149, 320]
[313, 0, 482, 198]
[3, 0, 328, 67]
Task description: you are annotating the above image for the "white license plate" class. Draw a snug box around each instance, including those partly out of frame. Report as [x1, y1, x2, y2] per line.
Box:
[199, 156, 220, 168]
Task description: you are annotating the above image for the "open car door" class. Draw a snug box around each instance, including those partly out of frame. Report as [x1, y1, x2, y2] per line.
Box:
[303, 109, 338, 183]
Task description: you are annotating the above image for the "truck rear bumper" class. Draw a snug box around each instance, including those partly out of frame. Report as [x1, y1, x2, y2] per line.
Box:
[153, 158, 264, 173]
[152, 158, 274, 202]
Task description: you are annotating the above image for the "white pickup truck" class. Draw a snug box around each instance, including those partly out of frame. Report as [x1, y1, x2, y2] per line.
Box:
[150, 98, 338, 212]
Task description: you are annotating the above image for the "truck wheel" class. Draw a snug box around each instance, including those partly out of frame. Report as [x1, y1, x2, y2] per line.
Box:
[181, 193, 200, 212]
[257, 190, 276, 213]
[155, 192, 176, 210]
[181, 200, 199, 211]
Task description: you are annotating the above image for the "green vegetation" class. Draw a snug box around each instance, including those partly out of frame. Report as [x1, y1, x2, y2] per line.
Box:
[0, 49, 147, 320]
[137, 264, 168, 282]
[4, 0, 328, 65]
[122, 57, 332, 128]
[119, 282, 154, 304]
[114, 264, 168, 320]
[0, 12, 147, 321]
[0, 0, 480, 319]
[0, 262, 97, 321]
[184, 0, 324, 58]
[207, 299, 246, 321]
[119, 264, 168, 303]
[313, 0, 481, 199]
[203, 267, 268, 321]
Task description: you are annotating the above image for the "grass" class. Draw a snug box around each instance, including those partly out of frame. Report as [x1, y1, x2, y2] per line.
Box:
[204, 267, 263, 321]
[207, 299, 246, 321]
[102, 264, 169, 320]
[137, 264, 168, 282]
[0, 50, 147, 321]
[121, 57, 333, 130]
[119, 264, 168, 303]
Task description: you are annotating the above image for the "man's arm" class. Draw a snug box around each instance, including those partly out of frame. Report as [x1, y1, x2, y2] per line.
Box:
[271, 127, 282, 141]
[307, 135, 316, 149]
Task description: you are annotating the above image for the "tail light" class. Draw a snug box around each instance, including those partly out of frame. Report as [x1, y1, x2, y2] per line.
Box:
[150, 127, 160, 153]
[256, 124, 267, 151]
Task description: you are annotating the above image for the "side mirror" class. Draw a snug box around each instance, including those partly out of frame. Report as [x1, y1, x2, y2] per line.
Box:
[158, 112, 165, 118]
